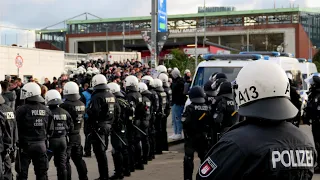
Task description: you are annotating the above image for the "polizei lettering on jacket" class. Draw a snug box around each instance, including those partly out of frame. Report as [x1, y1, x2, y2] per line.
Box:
[4, 112, 15, 120]
[31, 110, 46, 116]
[194, 105, 208, 111]
[75, 106, 85, 112]
[54, 114, 67, 121]
[270, 148, 314, 170]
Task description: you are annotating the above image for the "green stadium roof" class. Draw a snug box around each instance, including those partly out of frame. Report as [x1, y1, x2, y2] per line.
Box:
[35, 28, 67, 34]
[67, 7, 320, 25]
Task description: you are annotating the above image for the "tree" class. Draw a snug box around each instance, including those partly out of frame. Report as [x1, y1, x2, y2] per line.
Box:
[312, 49, 320, 72]
[164, 49, 197, 75]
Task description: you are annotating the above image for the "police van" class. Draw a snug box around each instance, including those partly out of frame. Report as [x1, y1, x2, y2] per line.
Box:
[185, 52, 303, 107]
[298, 59, 317, 91]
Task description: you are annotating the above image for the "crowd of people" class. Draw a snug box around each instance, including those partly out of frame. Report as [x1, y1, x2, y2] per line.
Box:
[0, 59, 194, 180]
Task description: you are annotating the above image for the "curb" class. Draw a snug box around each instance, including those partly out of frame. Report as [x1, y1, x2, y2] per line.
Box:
[168, 139, 184, 147]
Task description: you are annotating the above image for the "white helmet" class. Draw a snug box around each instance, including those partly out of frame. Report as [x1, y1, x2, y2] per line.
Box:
[74, 70, 80, 75]
[234, 60, 297, 120]
[92, 74, 108, 90]
[87, 67, 93, 71]
[63, 81, 80, 101]
[69, 74, 74, 79]
[171, 68, 181, 79]
[184, 69, 191, 74]
[86, 70, 93, 76]
[125, 75, 139, 92]
[158, 73, 170, 87]
[107, 82, 124, 97]
[138, 82, 150, 94]
[141, 75, 155, 88]
[45, 89, 63, 105]
[153, 78, 164, 91]
[156, 65, 167, 73]
[20, 82, 44, 102]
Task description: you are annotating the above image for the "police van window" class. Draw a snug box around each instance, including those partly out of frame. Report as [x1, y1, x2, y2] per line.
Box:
[286, 70, 303, 90]
[193, 67, 242, 87]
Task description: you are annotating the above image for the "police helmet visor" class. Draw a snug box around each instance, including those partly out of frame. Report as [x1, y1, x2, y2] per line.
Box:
[190, 97, 205, 104]
[27, 95, 45, 103]
[64, 94, 81, 101]
[93, 84, 109, 90]
[238, 97, 298, 120]
[47, 98, 63, 105]
[114, 91, 125, 98]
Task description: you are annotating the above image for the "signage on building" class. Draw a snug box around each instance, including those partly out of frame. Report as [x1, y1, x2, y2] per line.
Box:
[158, 0, 167, 32]
[169, 28, 205, 34]
[184, 48, 209, 55]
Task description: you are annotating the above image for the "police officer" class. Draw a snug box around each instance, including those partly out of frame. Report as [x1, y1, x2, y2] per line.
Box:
[158, 73, 172, 151]
[204, 80, 215, 105]
[125, 75, 144, 170]
[45, 90, 73, 180]
[212, 81, 238, 141]
[138, 82, 152, 164]
[0, 87, 15, 180]
[107, 82, 131, 179]
[60, 81, 88, 180]
[286, 72, 302, 127]
[87, 74, 115, 180]
[153, 78, 167, 154]
[141, 75, 159, 160]
[203, 80, 216, 148]
[182, 86, 210, 180]
[197, 60, 316, 179]
[303, 74, 320, 172]
[15, 82, 53, 180]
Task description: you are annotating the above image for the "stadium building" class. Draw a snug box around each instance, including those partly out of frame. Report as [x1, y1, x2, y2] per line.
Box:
[35, 7, 320, 59]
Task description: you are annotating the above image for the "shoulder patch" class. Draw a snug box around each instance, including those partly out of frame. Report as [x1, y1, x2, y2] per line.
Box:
[198, 157, 217, 178]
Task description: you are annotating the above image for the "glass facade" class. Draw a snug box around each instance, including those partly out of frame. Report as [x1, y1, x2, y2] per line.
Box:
[300, 12, 320, 48]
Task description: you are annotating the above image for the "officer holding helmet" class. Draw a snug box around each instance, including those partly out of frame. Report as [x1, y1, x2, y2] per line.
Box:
[107, 82, 131, 179]
[15, 82, 54, 180]
[182, 86, 211, 180]
[45, 90, 74, 180]
[0, 86, 17, 180]
[197, 60, 316, 179]
[60, 81, 88, 180]
[125, 75, 145, 170]
[87, 74, 115, 180]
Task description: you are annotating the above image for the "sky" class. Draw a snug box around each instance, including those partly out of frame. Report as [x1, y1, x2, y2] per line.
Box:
[0, 0, 319, 47]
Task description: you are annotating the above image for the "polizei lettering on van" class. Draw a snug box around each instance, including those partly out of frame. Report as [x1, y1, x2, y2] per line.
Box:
[270, 148, 314, 170]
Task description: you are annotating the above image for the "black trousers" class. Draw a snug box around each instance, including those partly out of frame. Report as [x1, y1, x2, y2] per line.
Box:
[66, 134, 88, 180]
[111, 130, 130, 175]
[148, 124, 156, 159]
[15, 141, 48, 180]
[92, 126, 109, 180]
[2, 150, 12, 180]
[155, 115, 163, 154]
[141, 127, 150, 162]
[83, 120, 92, 154]
[48, 137, 68, 180]
[161, 114, 169, 151]
[183, 136, 207, 180]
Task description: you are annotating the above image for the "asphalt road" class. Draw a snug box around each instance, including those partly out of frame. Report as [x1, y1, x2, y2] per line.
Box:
[18, 125, 320, 179]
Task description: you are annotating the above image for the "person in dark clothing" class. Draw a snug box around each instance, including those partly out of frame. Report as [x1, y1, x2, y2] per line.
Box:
[0, 87, 17, 180]
[197, 60, 316, 180]
[60, 82, 88, 180]
[170, 68, 186, 140]
[81, 83, 93, 157]
[87, 74, 115, 180]
[15, 82, 54, 180]
[50, 77, 58, 90]
[14, 78, 24, 109]
[183, 86, 211, 180]
[286, 73, 302, 127]
[43, 78, 51, 89]
[1, 81, 16, 111]
[45, 90, 74, 180]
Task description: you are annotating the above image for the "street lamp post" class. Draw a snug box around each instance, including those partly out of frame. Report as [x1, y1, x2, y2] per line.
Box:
[203, 0, 206, 47]
[105, 26, 108, 52]
[308, 16, 312, 60]
[195, 29, 198, 67]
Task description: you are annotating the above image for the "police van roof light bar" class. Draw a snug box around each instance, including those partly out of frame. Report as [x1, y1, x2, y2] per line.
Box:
[239, 51, 280, 57]
[204, 54, 263, 61]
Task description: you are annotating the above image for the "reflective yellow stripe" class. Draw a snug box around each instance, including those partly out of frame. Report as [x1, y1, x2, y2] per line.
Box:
[231, 111, 237, 116]
[198, 113, 206, 121]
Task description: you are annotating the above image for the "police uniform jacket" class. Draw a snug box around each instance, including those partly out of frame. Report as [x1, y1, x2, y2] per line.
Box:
[60, 99, 86, 136]
[16, 102, 53, 143]
[49, 107, 74, 138]
[0, 104, 18, 151]
[197, 119, 316, 180]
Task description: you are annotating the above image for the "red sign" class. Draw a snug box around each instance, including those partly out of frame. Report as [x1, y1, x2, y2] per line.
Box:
[15, 55, 23, 68]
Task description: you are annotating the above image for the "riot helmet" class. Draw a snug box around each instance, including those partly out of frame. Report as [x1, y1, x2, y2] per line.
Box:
[204, 80, 215, 97]
[125, 75, 139, 92]
[63, 81, 81, 101]
[92, 74, 108, 90]
[141, 75, 155, 88]
[107, 82, 124, 97]
[189, 86, 206, 104]
[234, 60, 297, 120]
[216, 81, 232, 96]
[171, 68, 181, 79]
[45, 89, 63, 105]
[153, 79, 164, 91]
[156, 65, 167, 74]
[209, 73, 227, 82]
[21, 82, 44, 103]
[158, 73, 169, 87]
[138, 82, 151, 94]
